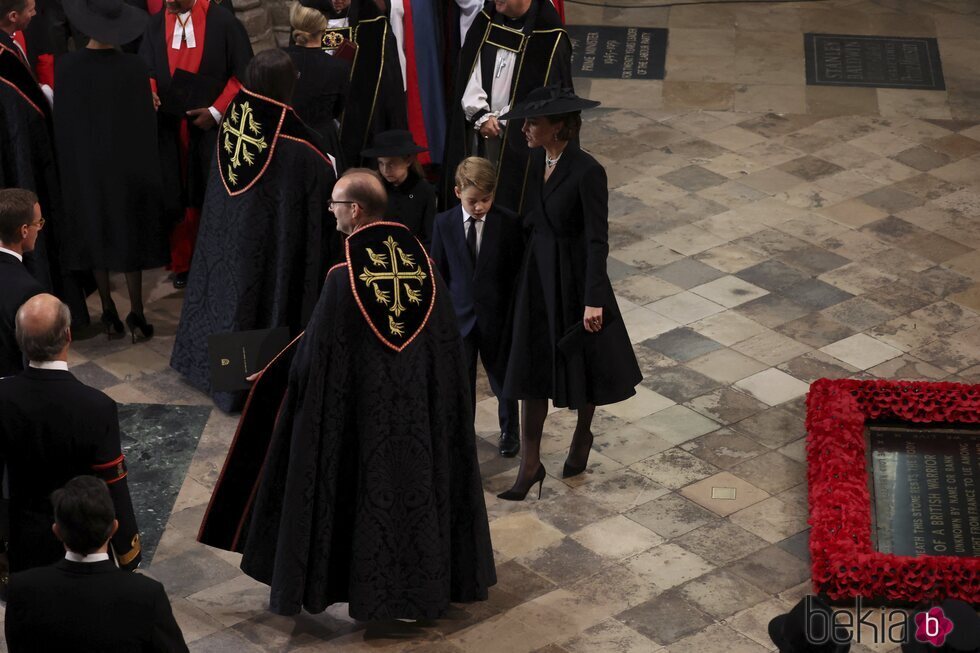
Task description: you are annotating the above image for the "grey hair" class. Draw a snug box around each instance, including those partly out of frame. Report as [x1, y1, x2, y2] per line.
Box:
[15, 300, 71, 362]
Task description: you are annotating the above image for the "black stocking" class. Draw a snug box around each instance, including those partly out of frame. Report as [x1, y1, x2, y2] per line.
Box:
[93, 269, 116, 314]
[125, 271, 144, 317]
[565, 404, 596, 470]
[501, 399, 548, 495]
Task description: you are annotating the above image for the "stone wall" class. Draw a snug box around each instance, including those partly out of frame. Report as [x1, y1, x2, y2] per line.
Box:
[234, 0, 291, 51]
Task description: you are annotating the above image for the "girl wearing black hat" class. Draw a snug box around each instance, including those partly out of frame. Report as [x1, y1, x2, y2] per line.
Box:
[496, 85, 642, 501]
[362, 130, 437, 245]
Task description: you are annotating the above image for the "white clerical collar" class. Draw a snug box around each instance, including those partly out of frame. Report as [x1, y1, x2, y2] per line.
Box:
[65, 551, 110, 563]
[172, 1, 198, 49]
[29, 360, 69, 371]
[0, 246, 23, 262]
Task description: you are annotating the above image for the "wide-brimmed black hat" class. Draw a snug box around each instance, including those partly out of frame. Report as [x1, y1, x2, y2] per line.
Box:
[361, 130, 428, 158]
[768, 596, 852, 653]
[63, 0, 147, 46]
[498, 84, 600, 121]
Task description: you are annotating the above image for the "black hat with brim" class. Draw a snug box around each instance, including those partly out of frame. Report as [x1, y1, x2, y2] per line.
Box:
[498, 84, 600, 121]
[64, 0, 147, 46]
[361, 129, 428, 158]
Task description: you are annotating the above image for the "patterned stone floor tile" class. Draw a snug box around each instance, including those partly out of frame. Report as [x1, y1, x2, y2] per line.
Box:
[568, 468, 671, 514]
[559, 618, 664, 653]
[653, 257, 728, 290]
[672, 521, 770, 567]
[732, 295, 813, 329]
[667, 623, 771, 653]
[640, 365, 724, 404]
[687, 310, 770, 346]
[729, 496, 810, 544]
[775, 313, 856, 348]
[730, 450, 806, 495]
[616, 590, 713, 646]
[730, 406, 805, 449]
[677, 570, 770, 620]
[642, 327, 725, 363]
[727, 545, 812, 595]
[572, 515, 664, 561]
[730, 331, 812, 365]
[820, 333, 904, 370]
[685, 387, 771, 425]
[625, 494, 719, 539]
[631, 448, 721, 490]
[679, 428, 767, 470]
[685, 348, 768, 384]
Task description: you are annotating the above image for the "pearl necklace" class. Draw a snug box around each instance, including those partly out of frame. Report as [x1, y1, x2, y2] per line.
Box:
[545, 152, 562, 168]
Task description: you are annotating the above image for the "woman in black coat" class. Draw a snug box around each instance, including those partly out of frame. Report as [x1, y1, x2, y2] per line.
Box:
[497, 86, 642, 501]
[362, 130, 437, 245]
[283, 3, 349, 169]
[54, 0, 167, 342]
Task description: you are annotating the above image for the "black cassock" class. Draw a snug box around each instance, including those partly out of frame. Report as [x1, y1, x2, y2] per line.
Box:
[441, 0, 572, 213]
[53, 48, 168, 272]
[0, 36, 89, 327]
[198, 222, 496, 619]
[170, 88, 339, 413]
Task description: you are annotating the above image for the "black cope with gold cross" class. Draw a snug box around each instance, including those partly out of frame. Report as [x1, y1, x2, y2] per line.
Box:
[346, 222, 435, 352]
[217, 89, 288, 195]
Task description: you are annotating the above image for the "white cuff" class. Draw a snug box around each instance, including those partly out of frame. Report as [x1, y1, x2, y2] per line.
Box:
[41, 84, 54, 108]
[473, 111, 497, 130]
[208, 106, 221, 124]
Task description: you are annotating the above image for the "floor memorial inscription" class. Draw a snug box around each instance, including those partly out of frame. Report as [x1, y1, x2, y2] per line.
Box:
[804, 33, 945, 91]
[869, 426, 980, 558]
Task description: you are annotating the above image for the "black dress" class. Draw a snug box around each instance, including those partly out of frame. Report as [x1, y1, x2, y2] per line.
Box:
[53, 48, 168, 272]
[503, 142, 642, 409]
[384, 169, 436, 245]
[283, 45, 349, 169]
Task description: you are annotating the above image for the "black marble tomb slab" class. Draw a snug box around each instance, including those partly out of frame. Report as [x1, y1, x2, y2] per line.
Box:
[567, 25, 667, 80]
[804, 33, 945, 91]
[869, 425, 980, 558]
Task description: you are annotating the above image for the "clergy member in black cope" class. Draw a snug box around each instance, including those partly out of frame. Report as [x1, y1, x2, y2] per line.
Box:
[197, 170, 496, 619]
[442, 0, 572, 213]
[54, 0, 168, 343]
[301, 0, 407, 167]
[171, 49, 339, 413]
[1, 0, 90, 329]
[138, 0, 252, 289]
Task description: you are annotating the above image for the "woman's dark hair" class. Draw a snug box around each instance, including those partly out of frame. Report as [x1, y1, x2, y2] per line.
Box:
[51, 476, 116, 555]
[243, 49, 297, 104]
[546, 111, 582, 142]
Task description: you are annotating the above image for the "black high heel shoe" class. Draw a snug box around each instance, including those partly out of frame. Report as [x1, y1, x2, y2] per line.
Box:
[125, 312, 154, 343]
[497, 464, 546, 501]
[562, 432, 594, 479]
[100, 307, 125, 340]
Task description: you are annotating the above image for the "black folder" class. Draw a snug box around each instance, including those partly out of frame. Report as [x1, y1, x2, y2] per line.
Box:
[159, 69, 225, 117]
[208, 327, 291, 392]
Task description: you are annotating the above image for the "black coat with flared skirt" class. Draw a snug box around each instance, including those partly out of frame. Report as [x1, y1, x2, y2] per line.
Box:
[503, 142, 642, 409]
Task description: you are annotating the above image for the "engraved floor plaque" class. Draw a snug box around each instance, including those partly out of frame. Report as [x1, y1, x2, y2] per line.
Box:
[869, 426, 980, 557]
[804, 33, 945, 90]
[567, 25, 668, 80]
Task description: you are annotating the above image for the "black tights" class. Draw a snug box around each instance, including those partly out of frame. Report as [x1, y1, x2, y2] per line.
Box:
[509, 398, 596, 489]
[93, 270, 145, 317]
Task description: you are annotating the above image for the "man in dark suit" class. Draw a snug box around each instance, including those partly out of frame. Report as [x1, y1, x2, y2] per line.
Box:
[430, 156, 524, 456]
[5, 475, 188, 652]
[0, 293, 142, 572]
[0, 188, 44, 378]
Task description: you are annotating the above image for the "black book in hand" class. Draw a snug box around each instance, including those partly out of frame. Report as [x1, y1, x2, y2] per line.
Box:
[159, 69, 225, 117]
[208, 327, 291, 393]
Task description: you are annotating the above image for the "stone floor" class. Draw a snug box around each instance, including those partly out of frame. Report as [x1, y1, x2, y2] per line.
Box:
[3, 0, 980, 651]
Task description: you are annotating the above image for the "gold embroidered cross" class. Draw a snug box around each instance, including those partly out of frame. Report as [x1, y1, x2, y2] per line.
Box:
[359, 236, 427, 328]
[222, 101, 267, 185]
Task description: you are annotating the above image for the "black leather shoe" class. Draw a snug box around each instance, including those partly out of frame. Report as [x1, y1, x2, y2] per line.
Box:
[173, 272, 188, 289]
[499, 432, 520, 458]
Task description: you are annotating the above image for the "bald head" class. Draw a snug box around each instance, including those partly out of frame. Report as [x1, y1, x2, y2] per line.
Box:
[331, 169, 388, 235]
[15, 294, 71, 362]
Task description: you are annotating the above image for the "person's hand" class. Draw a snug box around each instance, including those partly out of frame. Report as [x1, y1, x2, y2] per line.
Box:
[152, 92, 161, 111]
[479, 116, 501, 139]
[187, 107, 217, 129]
[584, 306, 603, 333]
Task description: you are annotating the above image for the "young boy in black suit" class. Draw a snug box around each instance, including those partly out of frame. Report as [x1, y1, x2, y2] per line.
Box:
[430, 157, 525, 456]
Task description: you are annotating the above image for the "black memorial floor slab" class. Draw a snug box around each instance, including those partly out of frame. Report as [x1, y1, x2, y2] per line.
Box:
[804, 33, 945, 91]
[567, 25, 667, 80]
